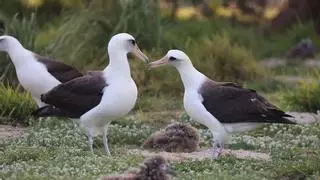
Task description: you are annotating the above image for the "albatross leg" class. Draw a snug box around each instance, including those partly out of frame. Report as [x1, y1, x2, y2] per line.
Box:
[103, 123, 111, 155]
[88, 129, 94, 154]
[212, 139, 224, 158]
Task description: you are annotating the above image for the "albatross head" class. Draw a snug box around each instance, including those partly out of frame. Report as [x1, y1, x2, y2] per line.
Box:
[108, 33, 149, 63]
[0, 35, 22, 52]
[149, 49, 192, 69]
[140, 155, 177, 177]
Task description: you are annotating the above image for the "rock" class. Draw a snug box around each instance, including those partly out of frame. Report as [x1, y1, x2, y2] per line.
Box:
[285, 38, 315, 60]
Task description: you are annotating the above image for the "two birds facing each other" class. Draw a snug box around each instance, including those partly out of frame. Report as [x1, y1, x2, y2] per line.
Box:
[0, 33, 296, 158]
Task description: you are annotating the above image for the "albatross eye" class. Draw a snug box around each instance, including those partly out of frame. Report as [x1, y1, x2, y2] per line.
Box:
[129, 39, 136, 46]
[169, 57, 177, 61]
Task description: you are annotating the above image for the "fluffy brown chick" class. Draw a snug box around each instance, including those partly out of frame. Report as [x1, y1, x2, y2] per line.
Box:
[142, 122, 200, 153]
[100, 155, 175, 180]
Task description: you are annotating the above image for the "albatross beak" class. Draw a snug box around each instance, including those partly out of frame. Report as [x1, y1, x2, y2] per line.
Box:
[132, 45, 149, 63]
[148, 56, 169, 69]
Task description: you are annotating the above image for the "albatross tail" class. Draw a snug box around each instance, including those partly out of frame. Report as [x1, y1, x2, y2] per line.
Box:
[31, 105, 77, 118]
[268, 109, 296, 124]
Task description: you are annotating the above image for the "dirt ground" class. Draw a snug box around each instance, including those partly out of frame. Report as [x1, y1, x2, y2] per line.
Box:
[129, 148, 271, 162]
[0, 124, 24, 143]
[287, 111, 320, 124]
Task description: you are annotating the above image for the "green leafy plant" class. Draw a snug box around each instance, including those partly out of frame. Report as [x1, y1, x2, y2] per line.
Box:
[191, 33, 265, 83]
[0, 83, 36, 124]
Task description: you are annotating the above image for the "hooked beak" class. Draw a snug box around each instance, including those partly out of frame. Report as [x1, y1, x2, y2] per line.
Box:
[167, 166, 177, 176]
[131, 45, 149, 63]
[149, 56, 169, 69]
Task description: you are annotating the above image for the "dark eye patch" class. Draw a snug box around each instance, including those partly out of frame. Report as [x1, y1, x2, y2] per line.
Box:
[129, 39, 136, 45]
[169, 56, 177, 61]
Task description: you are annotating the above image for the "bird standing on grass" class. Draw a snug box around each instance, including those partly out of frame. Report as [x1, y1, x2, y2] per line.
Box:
[100, 155, 176, 180]
[149, 50, 296, 158]
[33, 33, 149, 155]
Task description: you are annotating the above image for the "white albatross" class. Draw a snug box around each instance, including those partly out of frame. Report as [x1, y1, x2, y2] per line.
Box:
[33, 33, 149, 155]
[149, 50, 296, 158]
[0, 35, 83, 108]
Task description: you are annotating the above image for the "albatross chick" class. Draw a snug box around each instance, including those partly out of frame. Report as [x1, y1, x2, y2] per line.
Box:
[100, 155, 176, 180]
[142, 122, 200, 153]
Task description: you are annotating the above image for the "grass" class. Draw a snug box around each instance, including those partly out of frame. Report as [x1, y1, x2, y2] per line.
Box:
[0, 83, 36, 124]
[0, 115, 319, 180]
[282, 80, 320, 113]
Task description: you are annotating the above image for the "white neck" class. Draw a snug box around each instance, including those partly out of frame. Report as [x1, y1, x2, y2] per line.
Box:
[103, 49, 131, 80]
[176, 63, 206, 91]
[6, 43, 32, 68]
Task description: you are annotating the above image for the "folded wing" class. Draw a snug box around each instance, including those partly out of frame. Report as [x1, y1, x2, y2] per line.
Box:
[35, 54, 83, 83]
[34, 75, 107, 118]
[199, 81, 294, 124]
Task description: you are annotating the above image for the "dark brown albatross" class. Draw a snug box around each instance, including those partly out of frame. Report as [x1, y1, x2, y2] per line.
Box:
[149, 49, 296, 158]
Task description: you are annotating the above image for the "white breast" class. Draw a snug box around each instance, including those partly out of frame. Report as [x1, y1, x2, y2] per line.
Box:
[100, 78, 138, 117]
[80, 78, 138, 135]
[184, 90, 230, 143]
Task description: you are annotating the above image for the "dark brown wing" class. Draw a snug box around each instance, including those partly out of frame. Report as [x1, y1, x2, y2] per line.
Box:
[199, 80, 294, 124]
[87, 70, 103, 76]
[35, 54, 83, 83]
[40, 75, 107, 118]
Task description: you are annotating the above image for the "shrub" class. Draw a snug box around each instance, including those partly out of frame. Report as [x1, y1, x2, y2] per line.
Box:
[0, 83, 36, 124]
[282, 80, 320, 112]
[48, 0, 161, 69]
[190, 33, 265, 83]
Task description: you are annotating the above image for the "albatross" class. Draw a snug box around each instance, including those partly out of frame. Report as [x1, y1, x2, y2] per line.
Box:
[34, 33, 149, 155]
[149, 50, 295, 158]
[0, 35, 83, 108]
